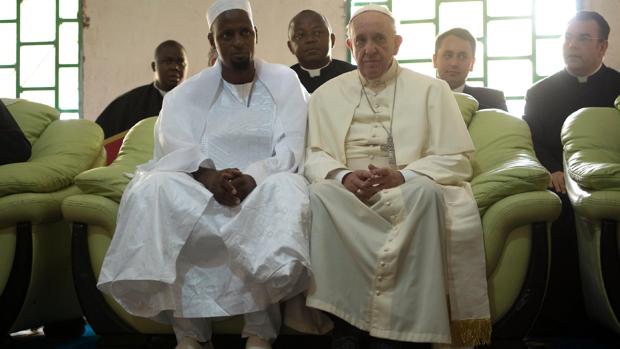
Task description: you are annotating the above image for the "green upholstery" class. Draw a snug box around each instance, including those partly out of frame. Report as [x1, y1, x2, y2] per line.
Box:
[467, 109, 550, 216]
[0, 99, 104, 334]
[562, 101, 620, 334]
[75, 117, 156, 202]
[458, 97, 559, 326]
[453, 92, 478, 126]
[7, 99, 58, 145]
[62, 95, 561, 338]
[562, 108, 620, 191]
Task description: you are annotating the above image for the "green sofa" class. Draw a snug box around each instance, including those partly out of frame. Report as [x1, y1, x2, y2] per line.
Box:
[561, 95, 620, 334]
[61, 94, 560, 342]
[0, 99, 104, 336]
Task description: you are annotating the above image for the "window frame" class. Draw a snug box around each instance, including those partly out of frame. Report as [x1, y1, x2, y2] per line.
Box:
[346, 0, 585, 111]
[1, 0, 83, 119]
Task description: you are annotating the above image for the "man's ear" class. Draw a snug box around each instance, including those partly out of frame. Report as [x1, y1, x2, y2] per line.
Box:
[346, 38, 353, 50]
[469, 57, 476, 72]
[600, 39, 609, 57]
[287, 41, 295, 55]
[151, 61, 156, 72]
[393, 35, 403, 56]
[432, 54, 438, 68]
[208, 32, 215, 48]
[330, 33, 336, 48]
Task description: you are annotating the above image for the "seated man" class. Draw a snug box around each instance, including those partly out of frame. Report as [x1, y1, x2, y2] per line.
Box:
[433, 28, 507, 111]
[95, 40, 188, 138]
[288, 9, 356, 93]
[0, 99, 31, 165]
[305, 5, 490, 349]
[96, 1, 311, 349]
[524, 11, 620, 336]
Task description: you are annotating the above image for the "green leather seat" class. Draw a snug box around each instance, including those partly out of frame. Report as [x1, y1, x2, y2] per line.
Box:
[455, 93, 561, 340]
[62, 95, 561, 342]
[0, 99, 104, 336]
[561, 95, 620, 334]
[62, 117, 177, 336]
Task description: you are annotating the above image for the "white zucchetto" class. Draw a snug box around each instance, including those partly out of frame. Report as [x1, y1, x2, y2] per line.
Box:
[206, 0, 253, 28]
[348, 4, 394, 25]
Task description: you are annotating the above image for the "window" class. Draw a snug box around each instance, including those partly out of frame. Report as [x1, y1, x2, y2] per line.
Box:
[347, 0, 579, 116]
[0, 0, 82, 120]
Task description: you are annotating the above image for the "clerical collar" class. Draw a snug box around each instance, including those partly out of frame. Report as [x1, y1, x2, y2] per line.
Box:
[153, 82, 168, 97]
[452, 84, 465, 93]
[300, 60, 331, 78]
[566, 64, 603, 83]
[359, 59, 399, 91]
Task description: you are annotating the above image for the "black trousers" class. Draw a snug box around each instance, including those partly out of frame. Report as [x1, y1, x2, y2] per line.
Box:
[531, 192, 591, 337]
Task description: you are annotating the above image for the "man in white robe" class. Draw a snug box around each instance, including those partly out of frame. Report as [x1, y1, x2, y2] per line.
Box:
[97, 1, 310, 349]
[304, 5, 491, 349]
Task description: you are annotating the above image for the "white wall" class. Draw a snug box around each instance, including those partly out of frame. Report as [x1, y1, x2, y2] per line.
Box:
[83, 0, 620, 121]
[583, 0, 620, 71]
[82, 0, 348, 120]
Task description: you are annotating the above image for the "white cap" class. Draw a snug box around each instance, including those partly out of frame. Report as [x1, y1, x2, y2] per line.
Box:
[206, 0, 253, 28]
[348, 4, 394, 25]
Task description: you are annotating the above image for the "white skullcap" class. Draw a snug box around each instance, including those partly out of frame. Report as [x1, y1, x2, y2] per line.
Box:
[206, 0, 253, 28]
[348, 4, 394, 24]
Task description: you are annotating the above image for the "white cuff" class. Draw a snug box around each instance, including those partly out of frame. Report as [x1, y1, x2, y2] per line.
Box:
[327, 168, 352, 184]
[399, 169, 417, 182]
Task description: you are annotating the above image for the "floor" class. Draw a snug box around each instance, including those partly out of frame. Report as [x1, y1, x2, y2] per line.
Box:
[4, 326, 620, 349]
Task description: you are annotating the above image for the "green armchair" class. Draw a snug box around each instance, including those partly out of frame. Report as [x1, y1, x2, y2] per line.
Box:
[561, 96, 620, 334]
[0, 99, 104, 336]
[62, 117, 176, 336]
[454, 93, 561, 340]
[62, 95, 561, 343]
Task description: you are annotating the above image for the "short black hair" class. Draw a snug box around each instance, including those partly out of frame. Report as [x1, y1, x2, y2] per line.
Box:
[435, 28, 476, 55]
[288, 10, 332, 40]
[154, 40, 186, 60]
[570, 11, 610, 41]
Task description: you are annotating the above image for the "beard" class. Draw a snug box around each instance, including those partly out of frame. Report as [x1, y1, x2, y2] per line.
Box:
[231, 57, 252, 70]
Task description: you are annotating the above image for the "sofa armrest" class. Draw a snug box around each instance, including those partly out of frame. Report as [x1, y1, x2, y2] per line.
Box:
[62, 194, 119, 235]
[482, 190, 561, 274]
[0, 186, 82, 228]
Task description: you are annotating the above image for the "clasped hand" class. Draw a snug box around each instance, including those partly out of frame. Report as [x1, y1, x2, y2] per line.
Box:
[343, 164, 404, 203]
[192, 167, 256, 206]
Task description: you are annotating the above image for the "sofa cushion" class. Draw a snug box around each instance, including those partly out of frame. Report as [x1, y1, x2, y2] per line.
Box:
[468, 110, 550, 215]
[562, 107, 620, 191]
[453, 92, 478, 126]
[5, 99, 59, 145]
[75, 117, 156, 202]
[0, 119, 103, 196]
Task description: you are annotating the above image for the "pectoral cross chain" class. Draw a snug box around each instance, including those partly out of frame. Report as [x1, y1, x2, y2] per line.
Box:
[380, 134, 397, 168]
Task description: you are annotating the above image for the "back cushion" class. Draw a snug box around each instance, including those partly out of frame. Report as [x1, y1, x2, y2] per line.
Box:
[453, 92, 478, 126]
[0, 119, 103, 195]
[5, 99, 59, 145]
[468, 110, 550, 214]
[562, 107, 620, 191]
[75, 117, 156, 202]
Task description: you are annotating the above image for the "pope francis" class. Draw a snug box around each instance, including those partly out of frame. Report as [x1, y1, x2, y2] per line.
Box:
[304, 5, 491, 349]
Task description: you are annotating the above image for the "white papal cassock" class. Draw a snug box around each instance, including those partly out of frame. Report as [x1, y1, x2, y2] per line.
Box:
[97, 59, 311, 341]
[304, 61, 491, 346]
